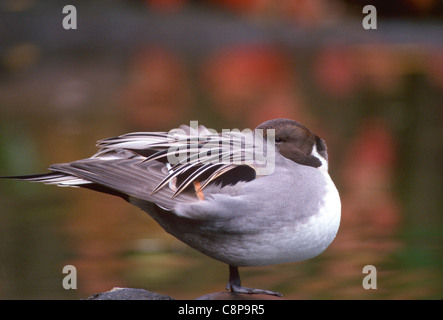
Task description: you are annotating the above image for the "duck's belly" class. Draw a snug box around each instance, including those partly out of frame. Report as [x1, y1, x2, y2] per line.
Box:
[181, 182, 341, 267]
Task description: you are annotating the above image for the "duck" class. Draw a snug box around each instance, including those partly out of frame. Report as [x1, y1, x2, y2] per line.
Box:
[4, 118, 341, 296]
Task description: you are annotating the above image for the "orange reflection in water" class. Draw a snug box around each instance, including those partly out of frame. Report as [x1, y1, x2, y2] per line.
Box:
[121, 46, 192, 131]
[201, 45, 306, 128]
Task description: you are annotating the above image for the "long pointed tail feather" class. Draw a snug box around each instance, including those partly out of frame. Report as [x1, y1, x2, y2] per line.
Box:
[1, 172, 130, 201]
[1, 172, 91, 187]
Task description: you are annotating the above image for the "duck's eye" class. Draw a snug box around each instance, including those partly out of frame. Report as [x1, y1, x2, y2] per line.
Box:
[275, 137, 283, 143]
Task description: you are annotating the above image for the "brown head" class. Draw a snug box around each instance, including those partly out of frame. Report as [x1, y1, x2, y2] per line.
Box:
[256, 118, 328, 170]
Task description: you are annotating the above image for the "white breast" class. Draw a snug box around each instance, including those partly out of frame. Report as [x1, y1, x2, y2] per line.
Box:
[201, 168, 342, 267]
[242, 174, 340, 266]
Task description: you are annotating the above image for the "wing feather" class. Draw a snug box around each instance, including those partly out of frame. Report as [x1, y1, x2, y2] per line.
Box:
[5, 124, 263, 212]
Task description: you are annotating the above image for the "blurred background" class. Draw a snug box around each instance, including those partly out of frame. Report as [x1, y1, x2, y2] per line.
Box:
[0, 0, 442, 299]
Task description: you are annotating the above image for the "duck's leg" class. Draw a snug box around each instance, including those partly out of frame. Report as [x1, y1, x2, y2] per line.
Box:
[225, 265, 282, 297]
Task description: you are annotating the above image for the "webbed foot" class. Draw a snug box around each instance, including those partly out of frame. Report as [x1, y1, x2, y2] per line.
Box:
[226, 265, 282, 297]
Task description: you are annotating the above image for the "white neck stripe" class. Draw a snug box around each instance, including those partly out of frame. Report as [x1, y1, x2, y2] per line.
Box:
[311, 144, 328, 172]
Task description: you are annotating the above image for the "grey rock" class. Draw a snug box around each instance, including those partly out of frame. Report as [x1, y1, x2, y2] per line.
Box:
[86, 287, 174, 300]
